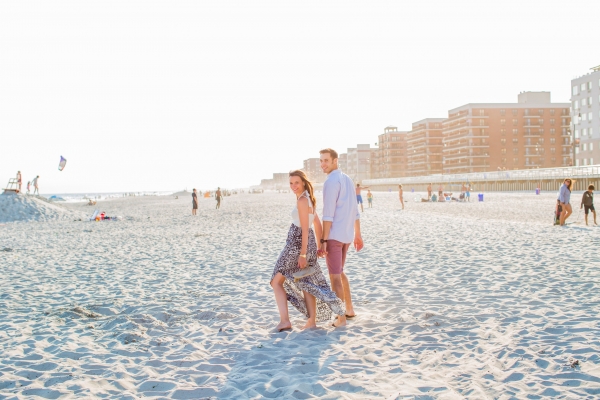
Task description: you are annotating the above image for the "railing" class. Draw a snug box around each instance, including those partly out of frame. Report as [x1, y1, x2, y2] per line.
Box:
[363, 165, 600, 186]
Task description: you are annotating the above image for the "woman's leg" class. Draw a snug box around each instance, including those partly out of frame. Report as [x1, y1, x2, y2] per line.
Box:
[564, 204, 573, 222]
[301, 291, 317, 329]
[270, 273, 291, 330]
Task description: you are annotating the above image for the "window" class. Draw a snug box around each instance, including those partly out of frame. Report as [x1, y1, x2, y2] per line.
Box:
[538, 109, 544, 115]
[550, 128, 556, 135]
[588, 81, 593, 90]
[501, 119, 506, 126]
[513, 148, 519, 154]
[583, 128, 587, 136]
[513, 129, 518, 135]
[584, 158, 588, 166]
[538, 138, 544, 145]
[551, 147, 556, 154]
[512, 109, 518, 116]
[478, 110, 485, 116]
[524, 109, 530, 116]
[501, 158, 507, 164]
[562, 128, 567, 135]
[550, 118, 555, 125]
[513, 157, 519, 164]
[550, 138, 556, 144]
[550, 109, 555, 116]
[500, 109, 506, 116]
[588, 112, 593, 120]
[582, 98, 587, 106]
[551, 157, 556, 164]
[574, 100, 579, 109]
[591, 158, 594, 165]
[539, 118, 544, 124]
[573, 86, 579, 95]
[513, 119, 518, 126]
[576, 159, 580, 166]
[501, 148, 507, 154]
[581, 83, 586, 91]
[540, 128, 544, 134]
[583, 113, 587, 121]
[583, 143, 587, 151]
[589, 97, 593, 106]
[501, 139, 507, 145]
[479, 119, 485, 126]
[501, 129, 506, 136]
[575, 129, 580, 138]
[512, 138, 518, 144]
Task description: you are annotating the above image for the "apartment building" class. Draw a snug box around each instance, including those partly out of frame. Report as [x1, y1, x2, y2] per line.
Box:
[571, 66, 600, 166]
[303, 158, 325, 183]
[338, 153, 347, 172]
[406, 118, 445, 176]
[443, 92, 571, 173]
[372, 126, 408, 179]
[346, 144, 372, 183]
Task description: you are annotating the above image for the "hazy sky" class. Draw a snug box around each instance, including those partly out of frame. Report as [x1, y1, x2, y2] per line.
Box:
[1, 0, 599, 194]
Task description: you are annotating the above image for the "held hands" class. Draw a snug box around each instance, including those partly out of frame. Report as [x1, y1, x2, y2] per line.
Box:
[317, 243, 328, 258]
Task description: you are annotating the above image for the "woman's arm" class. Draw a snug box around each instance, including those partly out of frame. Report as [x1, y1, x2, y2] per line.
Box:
[297, 197, 309, 268]
[313, 212, 323, 246]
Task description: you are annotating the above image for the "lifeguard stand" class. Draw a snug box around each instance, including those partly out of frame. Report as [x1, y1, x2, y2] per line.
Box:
[2, 178, 20, 195]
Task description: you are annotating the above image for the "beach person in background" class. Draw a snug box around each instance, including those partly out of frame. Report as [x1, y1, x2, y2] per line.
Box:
[367, 190, 373, 208]
[427, 183, 432, 200]
[32, 176, 39, 195]
[270, 170, 345, 331]
[192, 188, 198, 215]
[398, 185, 404, 210]
[466, 184, 471, 202]
[438, 184, 443, 198]
[320, 148, 363, 328]
[356, 184, 368, 212]
[558, 178, 573, 226]
[16, 171, 22, 192]
[215, 187, 222, 209]
[580, 184, 597, 226]
[26, 181, 31, 194]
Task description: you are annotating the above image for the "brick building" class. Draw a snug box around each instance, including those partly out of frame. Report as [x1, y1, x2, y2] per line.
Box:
[443, 92, 571, 173]
[406, 118, 445, 176]
[372, 126, 408, 179]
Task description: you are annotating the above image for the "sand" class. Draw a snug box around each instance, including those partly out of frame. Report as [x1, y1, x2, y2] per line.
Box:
[1, 191, 599, 399]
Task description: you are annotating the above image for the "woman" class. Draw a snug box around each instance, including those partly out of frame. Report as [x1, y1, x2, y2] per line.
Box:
[398, 184, 404, 210]
[270, 170, 345, 331]
[558, 178, 573, 226]
[192, 188, 198, 215]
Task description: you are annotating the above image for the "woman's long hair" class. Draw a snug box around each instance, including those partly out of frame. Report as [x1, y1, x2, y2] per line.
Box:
[289, 170, 317, 209]
[564, 178, 572, 191]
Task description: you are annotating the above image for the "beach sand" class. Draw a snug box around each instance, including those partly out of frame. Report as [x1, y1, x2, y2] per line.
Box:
[1, 191, 599, 398]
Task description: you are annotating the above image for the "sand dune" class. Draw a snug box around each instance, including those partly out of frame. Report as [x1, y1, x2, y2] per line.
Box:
[0, 193, 85, 223]
[1, 191, 599, 398]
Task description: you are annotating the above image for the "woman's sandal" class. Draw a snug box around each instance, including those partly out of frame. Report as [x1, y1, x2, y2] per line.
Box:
[292, 266, 317, 282]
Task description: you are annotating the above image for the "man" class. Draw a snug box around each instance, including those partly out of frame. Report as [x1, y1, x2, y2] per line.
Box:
[192, 188, 198, 216]
[215, 187, 222, 209]
[355, 183, 369, 212]
[438, 184, 443, 199]
[17, 171, 22, 192]
[32, 175, 40, 195]
[427, 183, 432, 200]
[319, 148, 364, 328]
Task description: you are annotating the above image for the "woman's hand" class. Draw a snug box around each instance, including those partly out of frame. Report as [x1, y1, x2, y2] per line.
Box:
[298, 255, 307, 269]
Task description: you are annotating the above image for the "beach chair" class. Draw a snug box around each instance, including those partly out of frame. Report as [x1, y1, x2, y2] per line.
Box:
[2, 178, 20, 194]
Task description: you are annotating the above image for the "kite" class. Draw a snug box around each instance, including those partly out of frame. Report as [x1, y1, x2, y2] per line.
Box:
[58, 156, 67, 171]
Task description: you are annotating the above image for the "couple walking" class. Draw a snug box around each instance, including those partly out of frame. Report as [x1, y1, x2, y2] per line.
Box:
[270, 148, 364, 330]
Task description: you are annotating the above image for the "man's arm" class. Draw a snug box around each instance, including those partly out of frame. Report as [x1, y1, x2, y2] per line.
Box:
[353, 219, 363, 251]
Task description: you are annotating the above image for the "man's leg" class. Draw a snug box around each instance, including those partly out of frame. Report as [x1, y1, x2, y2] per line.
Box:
[341, 272, 355, 317]
[327, 240, 347, 327]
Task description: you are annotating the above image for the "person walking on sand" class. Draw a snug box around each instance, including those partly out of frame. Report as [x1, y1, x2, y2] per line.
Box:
[215, 187, 222, 209]
[427, 183, 432, 200]
[192, 188, 198, 216]
[16, 171, 22, 192]
[366, 189, 373, 208]
[32, 175, 39, 195]
[320, 148, 363, 328]
[355, 183, 368, 212]
[438, 184, 443, 198]
[26, 181, 31, 195]
[270, 170, 345, 331]
[580, 184, 597, 226]
[398, 184, 404, 210]
[558, 178, 573, 226]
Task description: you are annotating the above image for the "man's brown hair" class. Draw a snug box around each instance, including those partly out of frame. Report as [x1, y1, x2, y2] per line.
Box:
[319, 148, 339, 160]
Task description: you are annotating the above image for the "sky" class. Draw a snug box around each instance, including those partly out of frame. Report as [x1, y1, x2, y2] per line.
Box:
[1, 0, 599, 194]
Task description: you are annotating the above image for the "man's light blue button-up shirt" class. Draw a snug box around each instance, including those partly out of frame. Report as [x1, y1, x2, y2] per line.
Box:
[322, 169, 360, 244]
